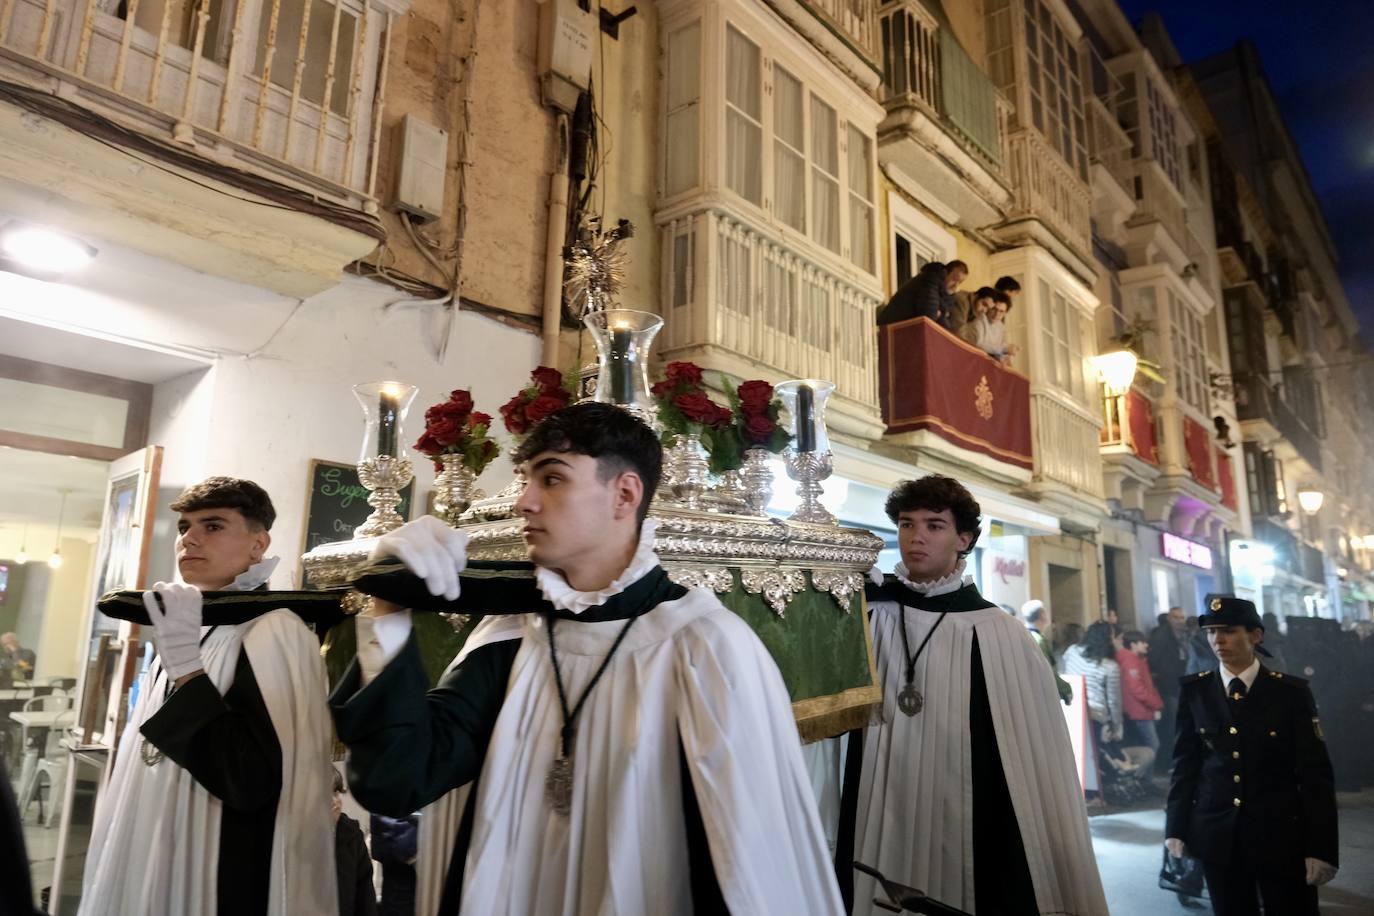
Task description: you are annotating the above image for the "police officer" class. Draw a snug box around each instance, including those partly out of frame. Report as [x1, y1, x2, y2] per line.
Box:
[1165, 596, 1339, 915]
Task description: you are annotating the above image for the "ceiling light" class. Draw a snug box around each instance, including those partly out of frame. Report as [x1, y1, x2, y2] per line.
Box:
[0, 222, 97, 275]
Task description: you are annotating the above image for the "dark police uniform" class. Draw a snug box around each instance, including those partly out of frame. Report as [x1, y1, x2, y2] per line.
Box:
[1165, 597, 1338, 916]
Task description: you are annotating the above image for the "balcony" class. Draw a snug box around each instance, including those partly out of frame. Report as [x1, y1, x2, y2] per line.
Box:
[1234, 373, 1323, 474]
[1100, 388, 1159, 465]
[0, 0, 398, 293]
[1215, 212, 1265, 288]
[1031, 392, 1105, 501]
[1003, 127, 1094, 265]
[658, 207, 885, 439]
[1126, 163, 1187, 252]
[1087, 95, 1132, 201]
[808, 0, 879, 63]
[878, 317, 1032, 481]
[876, 0, 1010, 225]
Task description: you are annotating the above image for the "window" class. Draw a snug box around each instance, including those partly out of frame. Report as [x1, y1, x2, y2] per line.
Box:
[665, 22, 702, 197]
[1146, 77, 1181, 188]
[847, 125, 874, 272]
[773, 66, 806, 232]
[1040, 279, 1089, 402]
[1169, 291, 1208, 413]
[725, 26, 762, 205]
[810, 97, 841, 254]
[1023, 0, 1087, 180]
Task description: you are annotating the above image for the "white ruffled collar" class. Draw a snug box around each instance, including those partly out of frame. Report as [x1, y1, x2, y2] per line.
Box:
[225, 556, 279, 591]
[535, 520, 661, 615]
[893, 558, 971, 597]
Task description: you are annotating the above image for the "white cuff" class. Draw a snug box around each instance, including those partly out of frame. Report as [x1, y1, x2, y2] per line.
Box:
[356, 610, 413, 686]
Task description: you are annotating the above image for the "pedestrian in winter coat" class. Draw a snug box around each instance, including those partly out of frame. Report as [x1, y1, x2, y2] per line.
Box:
[1064, 622, 1124, 746]
[1117, 630, 1164, 761]
[877, 260, 968, 329]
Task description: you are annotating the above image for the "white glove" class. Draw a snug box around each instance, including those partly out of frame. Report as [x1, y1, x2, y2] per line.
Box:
[1165, 838, 1186, 859]
[142, 582, 204, 680]
[368, 515, 469, 601]
[1305, 857, 1337, 886]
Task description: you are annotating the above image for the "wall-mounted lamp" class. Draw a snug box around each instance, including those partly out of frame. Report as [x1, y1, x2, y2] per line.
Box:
[1093, 350, 1139, 396]
[1296, 487, 1325, 515]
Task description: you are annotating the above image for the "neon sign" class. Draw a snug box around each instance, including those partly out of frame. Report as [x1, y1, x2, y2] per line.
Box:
[1161, 532, 1213, 570]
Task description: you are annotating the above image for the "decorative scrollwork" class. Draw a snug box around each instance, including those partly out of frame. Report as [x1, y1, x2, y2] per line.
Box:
[740, 568, 806, 618]
[665, 566, 735, 594]
[440, 612, 472, 634]
[810, 569, 863, 614]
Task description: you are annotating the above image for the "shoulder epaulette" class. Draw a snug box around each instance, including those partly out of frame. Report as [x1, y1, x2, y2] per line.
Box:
[1266, 669, 1308, 687]
[1180, 670, 1212, 685]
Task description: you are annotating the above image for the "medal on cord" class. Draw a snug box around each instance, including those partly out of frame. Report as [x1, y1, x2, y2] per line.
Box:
[544, 612, 640, 815]
[896, 608, 949, 717]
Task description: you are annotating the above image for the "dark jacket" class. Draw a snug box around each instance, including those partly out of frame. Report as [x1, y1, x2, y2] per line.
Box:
[1165, 667, 1338, 869]
[1185, 629, 1217, 675]
[335, 814, 378, 916]
[1147, 624, 1189, 695]
[877, 262, 954, 328]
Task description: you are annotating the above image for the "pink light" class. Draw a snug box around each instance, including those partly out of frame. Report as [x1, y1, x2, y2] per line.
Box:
[1161, 532, 1213, 569]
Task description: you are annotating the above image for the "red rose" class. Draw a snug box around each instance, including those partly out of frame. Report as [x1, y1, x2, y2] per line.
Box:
[500, 395, 529, 435]
[413, 430, 442, 455]
[427, 414, 463, 448]
[531, 366, 563, 392]
[664, 361, 704, 387]
[650, 379, 675, 399]
[447, 389, 474, 415]
[743, 414, 776, 444]
[670, 390, 725, 425]
[525, 394, 566, 424]
[737, 379, 773, 413]
[468, 411, 493, 431]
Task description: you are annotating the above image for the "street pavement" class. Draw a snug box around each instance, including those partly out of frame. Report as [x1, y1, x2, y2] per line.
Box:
[1090, 788, 1374, 914]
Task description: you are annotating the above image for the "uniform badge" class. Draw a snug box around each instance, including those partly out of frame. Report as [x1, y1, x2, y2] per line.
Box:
[1312, 717, 1325, 741]
[1210, 598, 1222, 611]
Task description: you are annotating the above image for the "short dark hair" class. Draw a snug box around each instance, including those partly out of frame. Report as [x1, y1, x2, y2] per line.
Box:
[995, 276, 1021, 293]
[884, 475, 982, 556]
[993, 290, 1012, 309]
[170, 477, 276, 531]
[513, 402, 662, 525]
[1080, 621, 1116, 661]
[1122, 629, 1147, 649]
[945, 260, 969, 275]
[973, 286, 998, 302]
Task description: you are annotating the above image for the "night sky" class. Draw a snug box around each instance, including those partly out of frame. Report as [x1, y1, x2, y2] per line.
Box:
[1118, 0, 1374, 339]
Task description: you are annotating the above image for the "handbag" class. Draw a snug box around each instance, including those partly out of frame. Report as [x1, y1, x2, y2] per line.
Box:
[1158, 847, 1207, 899]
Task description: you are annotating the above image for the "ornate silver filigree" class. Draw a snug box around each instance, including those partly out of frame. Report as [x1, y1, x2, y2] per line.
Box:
[665, 565, 735, 594]
[740, 568, 806, 618]
[440, 612, 471, 634]
[783, 449, 835, 526]
[739, 448, 774, 515]
[432, 455, 481, 524]
[811, 569, 864, 613]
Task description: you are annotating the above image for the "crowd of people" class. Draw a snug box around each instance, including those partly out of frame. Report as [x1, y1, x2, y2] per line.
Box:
[876, 259, 1023, 366]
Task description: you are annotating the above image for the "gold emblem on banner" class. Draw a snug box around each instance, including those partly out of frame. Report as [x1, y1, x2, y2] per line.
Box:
[974, 376, 994, 420]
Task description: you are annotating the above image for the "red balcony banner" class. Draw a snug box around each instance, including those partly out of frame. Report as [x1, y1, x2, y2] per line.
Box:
[879, 317, 1033, 470]
[1127, 390, 1159, 465]
[1216, 445, 1238, 511]
[1183, 416, 1217, 491]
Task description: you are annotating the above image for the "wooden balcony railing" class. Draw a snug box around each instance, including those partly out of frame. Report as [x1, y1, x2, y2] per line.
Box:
[1101, 388, 1159, 465]
[1087, 95, 1132, 199]
[1005, 128, 1093, 258]
[659, 208, 881, 413]
[1234, 373, 1323, 474]
[879, 317, 1033, 470]
[1032, 393, 1104, 498]
[805, 0, 878, 63]
[0, 0, 395, 203]
[877, 1, 1007, 170]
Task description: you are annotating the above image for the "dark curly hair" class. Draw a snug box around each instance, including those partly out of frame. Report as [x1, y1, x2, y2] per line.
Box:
[884, 475, 982, 556]
[169, 477, 276, 531]
[513, 402, 662, 525]
[1080, 621, 1116, 662]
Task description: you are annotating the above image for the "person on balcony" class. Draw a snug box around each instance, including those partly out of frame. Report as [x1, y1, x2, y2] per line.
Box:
[961, 289, 1020, 365]
[877, 259, 967, 329]
[951, 274, 1021, 332]
[839, 475, 1106, 915]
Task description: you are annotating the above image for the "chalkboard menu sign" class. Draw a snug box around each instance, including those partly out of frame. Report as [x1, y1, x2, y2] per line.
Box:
[300, 459, 415, 588]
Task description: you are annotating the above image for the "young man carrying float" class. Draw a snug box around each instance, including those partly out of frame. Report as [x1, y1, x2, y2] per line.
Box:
[81, 478, 336, 916]
[839, 475, 1106, 915]
[332, 402, 843, 916]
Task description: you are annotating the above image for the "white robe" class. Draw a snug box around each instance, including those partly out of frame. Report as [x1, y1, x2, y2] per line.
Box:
[854, 598, 1107, 916]
[79, 608, 336, 916]
[431, 587, 843, 916]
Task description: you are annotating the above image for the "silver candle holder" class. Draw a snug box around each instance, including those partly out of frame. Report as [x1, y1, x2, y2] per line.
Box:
[776, 379, 837, 526]
[351, 381, 418, 538]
